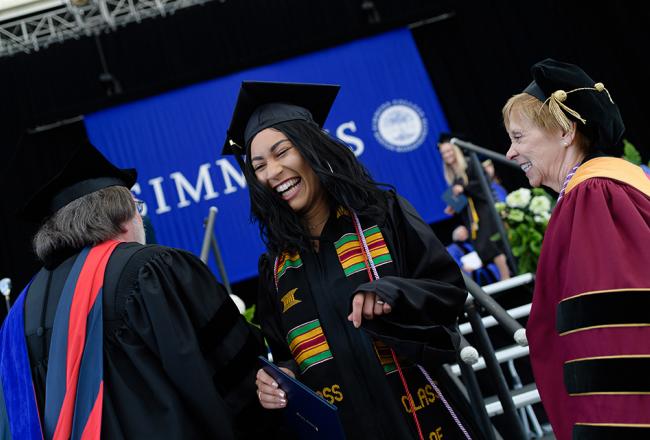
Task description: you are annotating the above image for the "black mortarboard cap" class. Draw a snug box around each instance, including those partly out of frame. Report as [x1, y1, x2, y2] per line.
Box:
[15, 120, 136, 222]
[523, 58, 625, 151]
[438, 132, 453, 145]
[222, 81, 340, 156]
[478, 154, 492, 166]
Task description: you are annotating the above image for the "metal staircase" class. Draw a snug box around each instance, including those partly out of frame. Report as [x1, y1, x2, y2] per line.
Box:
[449, 273, 554, 439]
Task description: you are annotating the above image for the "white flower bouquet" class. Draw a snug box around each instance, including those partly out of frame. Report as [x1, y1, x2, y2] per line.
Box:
[495, 188, 555, 274]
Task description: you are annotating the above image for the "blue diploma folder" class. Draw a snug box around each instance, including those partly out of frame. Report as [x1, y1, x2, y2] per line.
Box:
[259, 356, 346, 439]
[442, 187, 468, 213]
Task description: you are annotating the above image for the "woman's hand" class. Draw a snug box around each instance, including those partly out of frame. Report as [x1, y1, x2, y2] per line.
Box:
[451, 184, 464, 196]
[347, 291, 392, 328]
[444, 205, 456, 215]
[256, 367, 293, 409]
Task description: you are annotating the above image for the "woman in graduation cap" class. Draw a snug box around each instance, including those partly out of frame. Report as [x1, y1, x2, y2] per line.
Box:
[502, 59, 650, 440]
[224, 81, 482, 440]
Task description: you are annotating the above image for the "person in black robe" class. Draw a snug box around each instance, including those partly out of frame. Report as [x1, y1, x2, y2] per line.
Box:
[2, 124, 274, 439]
[438, 135, 510, 281]
[222, 81, 484, 440]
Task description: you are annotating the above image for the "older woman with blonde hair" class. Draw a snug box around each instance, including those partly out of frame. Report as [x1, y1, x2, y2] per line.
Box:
[503, 58, 650, 440]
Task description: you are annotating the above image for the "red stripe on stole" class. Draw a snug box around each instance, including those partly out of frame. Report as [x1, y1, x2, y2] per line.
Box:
[338, 240, 387, 266]
[81, 382, 103, 440]
[338, 239, 385, 261]
[338, 248, 362, 263]
[53, 241, 119, 440]
[367, 238, 386, 251]
[292, 334, 327, 355]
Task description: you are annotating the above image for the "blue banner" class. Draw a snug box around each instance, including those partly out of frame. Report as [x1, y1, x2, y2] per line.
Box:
[85, 28, 450, 283]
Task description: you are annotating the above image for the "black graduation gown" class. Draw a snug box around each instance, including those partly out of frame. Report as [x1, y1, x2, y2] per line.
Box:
[258, 192, 483, 440]
[24, 242, 274, 439]
[454, 161, 502, 263]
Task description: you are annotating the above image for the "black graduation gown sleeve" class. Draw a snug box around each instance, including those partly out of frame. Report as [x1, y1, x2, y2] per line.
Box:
[353, 194, 468, 359]
[460, 163, 487, 201]
[104, 246, 272, 439]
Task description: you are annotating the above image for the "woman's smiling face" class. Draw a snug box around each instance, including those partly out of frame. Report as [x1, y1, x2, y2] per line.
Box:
[505, 110, 565, 188]
[438, 142, 457, 166]
[250, 127, 323, 214]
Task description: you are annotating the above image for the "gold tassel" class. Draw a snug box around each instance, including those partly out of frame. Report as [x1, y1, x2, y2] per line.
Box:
[540, 82, 615, 129]
[543, 89, 586, 133]
[594, 82, 615, 104]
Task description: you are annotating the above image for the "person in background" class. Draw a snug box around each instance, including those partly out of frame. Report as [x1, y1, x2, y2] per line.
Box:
[438, 134, 510, 281]
[446, 225, 501, 286]
[503, 58, 650, 440]
[0, 124, 274, 439]
[481, 158, 507, 202]
[223, 81, 483, 439]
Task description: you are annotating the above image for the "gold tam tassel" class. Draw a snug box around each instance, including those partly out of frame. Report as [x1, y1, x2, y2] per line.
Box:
[540, 82, 615, 130]
[544, 89, 586, 133]
[594, 82, 615, 104]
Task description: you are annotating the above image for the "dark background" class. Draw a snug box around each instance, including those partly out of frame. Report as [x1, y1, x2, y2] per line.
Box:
[2, 0, 649, 315]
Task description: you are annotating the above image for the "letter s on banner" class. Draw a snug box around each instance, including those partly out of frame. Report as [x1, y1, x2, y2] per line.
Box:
[336, 121, 365, 157]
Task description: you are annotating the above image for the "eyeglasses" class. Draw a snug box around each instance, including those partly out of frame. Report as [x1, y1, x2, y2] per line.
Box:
[134, 199, 145, 215]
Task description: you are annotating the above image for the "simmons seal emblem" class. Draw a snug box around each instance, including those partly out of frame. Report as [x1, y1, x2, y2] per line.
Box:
[372, 99, 427, 152]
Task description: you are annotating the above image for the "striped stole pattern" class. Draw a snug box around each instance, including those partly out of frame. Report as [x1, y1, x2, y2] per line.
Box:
[373, 340, 397, 375]
[334, 225, 392, 277]
[275, 251, 303, 284]
[286, 319, 332, 373]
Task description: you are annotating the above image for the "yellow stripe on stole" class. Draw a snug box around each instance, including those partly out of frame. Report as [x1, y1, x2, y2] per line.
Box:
[365, 231, 384, 244]
[340, 255, 365, 267]
[337, 240, 361, 254]
[295, 342, 330, 364]
[288, 327, 323, 351]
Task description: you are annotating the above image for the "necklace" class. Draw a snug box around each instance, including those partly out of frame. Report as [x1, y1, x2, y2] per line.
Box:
[558, 162, 581, 201]
[307, 216, 328, 230]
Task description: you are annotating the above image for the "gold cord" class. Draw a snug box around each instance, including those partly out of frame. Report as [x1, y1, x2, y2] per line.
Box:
[538, 82, 615, 131]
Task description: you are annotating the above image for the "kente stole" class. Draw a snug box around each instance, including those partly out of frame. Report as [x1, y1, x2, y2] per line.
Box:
[271, 210, 470, 438]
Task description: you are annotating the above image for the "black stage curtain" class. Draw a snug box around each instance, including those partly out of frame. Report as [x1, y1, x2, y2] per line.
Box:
[413, 1, 650, 190]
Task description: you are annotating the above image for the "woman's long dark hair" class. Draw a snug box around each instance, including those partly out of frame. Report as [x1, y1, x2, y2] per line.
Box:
[244, 120, 390, 255]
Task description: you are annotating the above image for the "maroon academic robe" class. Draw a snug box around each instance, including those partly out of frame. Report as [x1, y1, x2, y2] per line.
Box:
[527, 157, 650, 440]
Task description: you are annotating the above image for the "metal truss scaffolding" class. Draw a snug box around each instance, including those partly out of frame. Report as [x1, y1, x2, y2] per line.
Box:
[0, 0, 215, 57]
